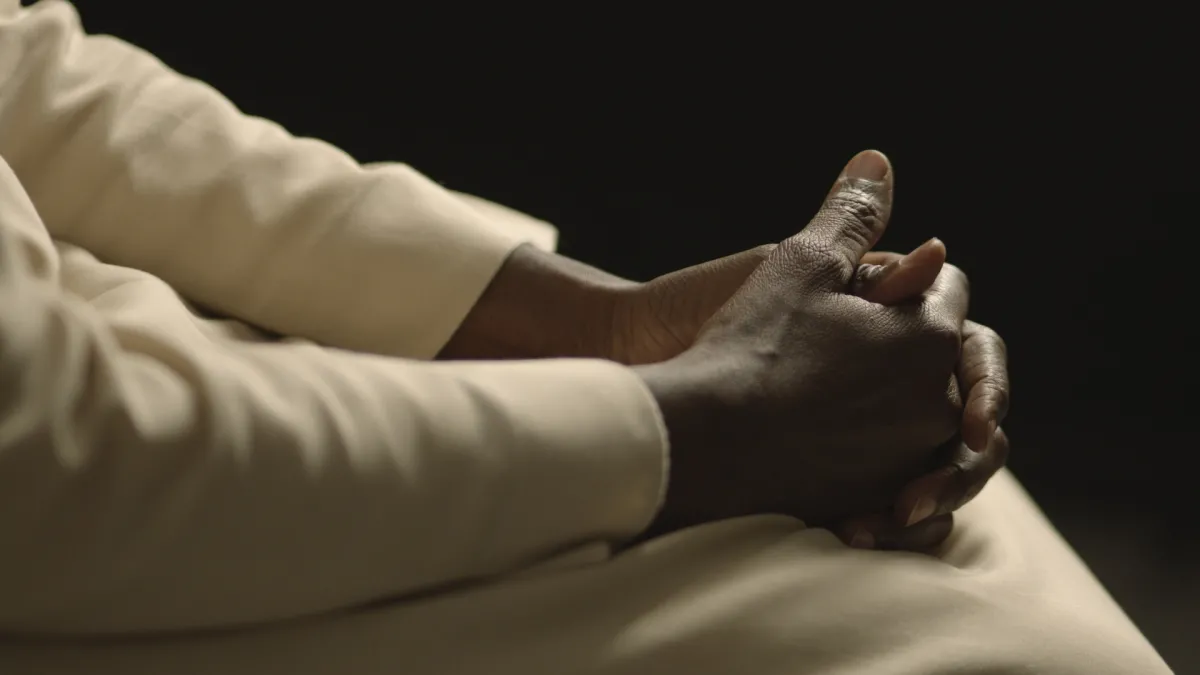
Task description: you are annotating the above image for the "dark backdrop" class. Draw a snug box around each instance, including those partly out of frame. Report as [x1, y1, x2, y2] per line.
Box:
[74, 2, 1197, 669]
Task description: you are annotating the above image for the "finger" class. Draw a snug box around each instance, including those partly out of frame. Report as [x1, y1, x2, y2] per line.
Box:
[895, 427, 1010, 526]
[886, 512, 954, 552]
[854, 237, 946, 304]
[860, 251, 903, 266]
[781, 150, 894, 290]
[958, 320, 1011, 451]
[921, 262, 971, 330]
[837, 512, 955, 552]
[836, 513, 891, 549]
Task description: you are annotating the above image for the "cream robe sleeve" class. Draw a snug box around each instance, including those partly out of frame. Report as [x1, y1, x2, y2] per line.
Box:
[0, 0, 555, 358]
[0, 1, 668, 635]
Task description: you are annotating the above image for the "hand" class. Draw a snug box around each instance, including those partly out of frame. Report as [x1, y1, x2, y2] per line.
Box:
[616, 199, 1010, 551]
[831, 248, 1010, 551]
[836, 321, 1010, 550]
[858, 250, 1009, 460]
[606, 218, 971, 369]
[635, 150, 969, 534]
[829, 257, 1014, 555]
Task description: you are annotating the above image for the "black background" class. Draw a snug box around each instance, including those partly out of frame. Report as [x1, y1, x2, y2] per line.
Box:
[75, 2, 1197, 669]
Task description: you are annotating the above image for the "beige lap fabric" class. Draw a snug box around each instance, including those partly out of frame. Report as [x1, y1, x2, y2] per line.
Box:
[0, 471, 1171, 674]
[0, 2, 1171, 673]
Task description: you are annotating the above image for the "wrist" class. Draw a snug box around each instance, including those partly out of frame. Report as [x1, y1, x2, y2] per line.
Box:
[633, 351, 751, 537]
[438, 244, 637, 360]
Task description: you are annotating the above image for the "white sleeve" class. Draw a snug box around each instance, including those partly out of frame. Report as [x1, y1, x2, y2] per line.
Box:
[0, 152, 668, 635]
[0, 0, 530, 359]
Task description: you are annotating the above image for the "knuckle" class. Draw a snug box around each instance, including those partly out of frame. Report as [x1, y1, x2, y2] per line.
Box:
[955, 430, 1011, 508]
[825, 193, 885, 247]
[941, 261, 969, 284]
[961, 480, 987, 506]
[975, 323, 1007, 355]
[792, 242, 855, 281]
[923, 320, 963, 358]
[993, 331, 1008, 355]
[960, 469, 992, 506]
[979, 378, 1011, 410]
[991, 335, 1010, 371]
[975, 376, 1006, 396]
[939, 262, 971, 295]
[973, 321, 997, 339]
[940, 460, 974, 509]
[949, 446, 995, 508]
[997, 386, 1011, 419]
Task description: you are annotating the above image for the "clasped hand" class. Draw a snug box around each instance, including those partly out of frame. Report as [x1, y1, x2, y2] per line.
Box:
[624, 150, 1009, 551]
[439, 149, 1010, 552]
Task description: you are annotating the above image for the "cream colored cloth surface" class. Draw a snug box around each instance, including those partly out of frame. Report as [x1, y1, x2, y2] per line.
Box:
[0, 2, 1172, 673]
[0, 472, 1173, 674]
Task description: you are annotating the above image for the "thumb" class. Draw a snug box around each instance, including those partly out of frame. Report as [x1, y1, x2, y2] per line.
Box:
[854, 237, 946, 304]
[783, 149, 894, 290]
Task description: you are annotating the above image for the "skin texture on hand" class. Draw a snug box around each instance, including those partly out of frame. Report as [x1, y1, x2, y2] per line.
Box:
[609, 225, 1007, 550]
[635, 150, 977, 535]
[843, 255, 1010, 551]
[630, 151, 1009, 551]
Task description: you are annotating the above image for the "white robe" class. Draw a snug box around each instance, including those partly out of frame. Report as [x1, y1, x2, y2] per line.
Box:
[0, 2, 1172, 672]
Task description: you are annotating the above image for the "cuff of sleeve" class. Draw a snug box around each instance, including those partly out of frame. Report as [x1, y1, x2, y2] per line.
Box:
[438, 357, 670, 556]
[293, 165, 528, 360]
[451, 190, 559, 253]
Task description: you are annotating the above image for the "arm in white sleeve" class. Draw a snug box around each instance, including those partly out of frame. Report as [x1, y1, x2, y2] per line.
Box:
[0, 155, 668, 635]
[0, 0, 523, 359]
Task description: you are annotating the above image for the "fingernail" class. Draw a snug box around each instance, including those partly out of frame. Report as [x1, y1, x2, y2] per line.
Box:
[905, 497, 937, 526]
[843, 150, 890, 181]
[849, 531, 875, 549]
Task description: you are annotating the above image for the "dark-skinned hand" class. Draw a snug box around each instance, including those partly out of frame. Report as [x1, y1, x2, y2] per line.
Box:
[839, 248, 1010, 551]
[618, 155, 1008, 550]
[634, 150, 976, 535]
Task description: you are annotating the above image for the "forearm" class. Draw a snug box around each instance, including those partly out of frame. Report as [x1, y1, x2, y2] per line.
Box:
[0, 239, 666, 636]
[439, 243, 637, 360]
